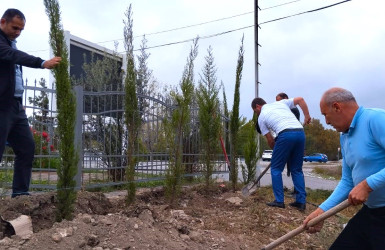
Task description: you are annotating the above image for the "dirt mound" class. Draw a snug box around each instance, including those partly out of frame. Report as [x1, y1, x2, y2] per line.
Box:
[0, 185, 345, 249]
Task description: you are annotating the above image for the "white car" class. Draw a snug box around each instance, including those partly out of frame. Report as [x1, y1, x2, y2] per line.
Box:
[262, 150, 273, 161]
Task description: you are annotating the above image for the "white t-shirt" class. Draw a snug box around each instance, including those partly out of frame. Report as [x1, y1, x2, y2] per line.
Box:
[258, 99, 303, 136]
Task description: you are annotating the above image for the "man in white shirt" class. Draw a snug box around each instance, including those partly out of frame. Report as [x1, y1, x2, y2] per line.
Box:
[251, 97, 311, 210]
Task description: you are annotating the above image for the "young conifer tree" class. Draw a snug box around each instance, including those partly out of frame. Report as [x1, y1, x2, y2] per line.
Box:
[164, 38, 198, 204]
[230, 36, 245, 191]
[221, 83, 231, 164]
[44, 0, 77, 221]
[123, 4, 140, 204]
[197, 46, 221, 190]
[241, 117, 258, 184]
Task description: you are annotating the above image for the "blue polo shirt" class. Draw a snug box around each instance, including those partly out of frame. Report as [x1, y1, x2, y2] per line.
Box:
[320, 106, 385, 211]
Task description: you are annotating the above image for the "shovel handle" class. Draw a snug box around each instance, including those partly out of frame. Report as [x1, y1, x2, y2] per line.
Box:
[262, 199, 351, 250]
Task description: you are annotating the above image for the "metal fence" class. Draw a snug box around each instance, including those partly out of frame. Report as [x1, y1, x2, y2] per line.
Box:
[0, 79, 230, 193]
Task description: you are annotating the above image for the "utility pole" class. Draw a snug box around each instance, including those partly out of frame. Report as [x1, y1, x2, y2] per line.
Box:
[254, 0, 261, 179]
[254, 0, 259, 98]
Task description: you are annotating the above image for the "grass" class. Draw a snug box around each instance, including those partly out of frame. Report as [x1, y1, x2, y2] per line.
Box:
[312, 165, 342, 180]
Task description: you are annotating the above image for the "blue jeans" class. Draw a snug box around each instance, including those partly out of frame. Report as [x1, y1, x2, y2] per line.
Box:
[0, 99, 35, 197]
[270, 130, 306, 203]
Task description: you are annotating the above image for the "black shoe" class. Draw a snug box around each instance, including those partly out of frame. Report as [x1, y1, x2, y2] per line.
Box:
[289, 202, 306, 211]
[266, 200, 285, 208]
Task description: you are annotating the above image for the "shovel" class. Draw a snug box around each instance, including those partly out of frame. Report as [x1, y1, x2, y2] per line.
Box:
[262, 199, 351, 250]
[242, 163, 271, 196]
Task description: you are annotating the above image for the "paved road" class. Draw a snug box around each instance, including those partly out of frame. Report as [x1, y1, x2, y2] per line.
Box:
[215, 159, 340, 191]
[256, 160, 340, 191]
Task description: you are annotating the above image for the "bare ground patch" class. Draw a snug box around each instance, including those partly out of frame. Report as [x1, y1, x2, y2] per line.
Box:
[0, 184, 349, 249]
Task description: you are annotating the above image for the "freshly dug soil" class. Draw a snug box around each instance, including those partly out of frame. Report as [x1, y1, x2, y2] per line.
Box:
[0, 185, 346, 249]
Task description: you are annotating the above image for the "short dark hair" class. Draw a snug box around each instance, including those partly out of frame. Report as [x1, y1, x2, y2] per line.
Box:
[276, 92, 289, 99]
[2, 9, 26, 22]
[251, 97, 266, 109]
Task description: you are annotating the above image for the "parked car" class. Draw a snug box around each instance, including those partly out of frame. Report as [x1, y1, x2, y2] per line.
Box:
[303, 153, 328, 163]
[262, 150, 273, 161]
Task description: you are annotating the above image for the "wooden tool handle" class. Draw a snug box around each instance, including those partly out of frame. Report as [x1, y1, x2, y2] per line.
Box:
[262, 199, 350, 250]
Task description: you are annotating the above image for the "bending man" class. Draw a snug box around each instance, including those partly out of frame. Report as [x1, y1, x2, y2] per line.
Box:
[251, 96, 311, 211]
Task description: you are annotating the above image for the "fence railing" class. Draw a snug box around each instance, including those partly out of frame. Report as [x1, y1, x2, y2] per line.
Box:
[0, 79, 230, 194]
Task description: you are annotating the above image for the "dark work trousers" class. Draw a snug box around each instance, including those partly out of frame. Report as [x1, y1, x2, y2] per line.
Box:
[330, 205, 385, 249]
[0, 98, 35, 197]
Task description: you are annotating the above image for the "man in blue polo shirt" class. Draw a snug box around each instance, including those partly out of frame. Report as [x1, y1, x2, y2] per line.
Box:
[251, 96, 311, 211]
[304, 87, 385, 248]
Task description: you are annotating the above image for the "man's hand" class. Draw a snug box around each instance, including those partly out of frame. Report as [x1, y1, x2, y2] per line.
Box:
[43, 57, 61, 69]
[303, 114, 311, 125]
[303, 207, 324, 233]
[349, 179, 372, 206]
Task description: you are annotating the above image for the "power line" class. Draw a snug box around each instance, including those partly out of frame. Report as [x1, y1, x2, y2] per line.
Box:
[260, 0, 351, 25]
[124, 0, 351, 53]
[129, 25, 254, 52]
[99, 0, 303, 45]
[97, 10, 254, 45]
[28, 0, 351, 54]
[260, 0, 302, 11]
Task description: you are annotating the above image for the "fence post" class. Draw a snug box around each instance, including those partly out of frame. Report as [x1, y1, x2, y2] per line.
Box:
[74, 85, 83, 190]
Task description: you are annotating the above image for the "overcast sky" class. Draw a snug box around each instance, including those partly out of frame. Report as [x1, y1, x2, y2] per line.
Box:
[2, 0, 385, 128]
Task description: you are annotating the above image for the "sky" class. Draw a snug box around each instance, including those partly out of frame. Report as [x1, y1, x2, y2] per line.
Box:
[2, 0, 385, 129]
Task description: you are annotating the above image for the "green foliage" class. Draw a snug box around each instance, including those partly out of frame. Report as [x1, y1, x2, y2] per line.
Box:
[164, 38, 198, 204]
[44, 0, 77, 222]
[136, 35, 151, 118]
[240, 120, 258, 184]
[31, 128, 58, 169]
[304, 119, 340, 160]
[230, 36, 244, 191]
[197, 46, 221, 190]
[123, 4, 141, 204]
[0, 170, 12, 196]
[28, 78, 49, 131]
[221, 83, 230, 160]
[79, 49, 123, 91]
[78, 47, 126, 182]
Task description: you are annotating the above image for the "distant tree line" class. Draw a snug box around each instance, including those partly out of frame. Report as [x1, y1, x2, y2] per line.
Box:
[237, 118, 341, 161]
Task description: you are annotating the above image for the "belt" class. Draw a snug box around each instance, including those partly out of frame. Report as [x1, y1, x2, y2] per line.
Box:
[277, 128, 303, 137]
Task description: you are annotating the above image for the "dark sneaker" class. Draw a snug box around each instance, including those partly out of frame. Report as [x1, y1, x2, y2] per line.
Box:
[266, 200, 285, 208]
[289, 202, 306, 211]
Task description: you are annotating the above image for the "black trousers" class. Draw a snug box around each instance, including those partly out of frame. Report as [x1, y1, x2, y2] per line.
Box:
[330, 204, 385, 249]
[0, 98, 35, 197]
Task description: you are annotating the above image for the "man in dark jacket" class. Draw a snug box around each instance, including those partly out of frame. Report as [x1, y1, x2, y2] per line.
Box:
[0, 8, 61, 197]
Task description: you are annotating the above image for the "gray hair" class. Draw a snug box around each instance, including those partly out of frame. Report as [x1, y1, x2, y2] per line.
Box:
[323, 87, 356, 105]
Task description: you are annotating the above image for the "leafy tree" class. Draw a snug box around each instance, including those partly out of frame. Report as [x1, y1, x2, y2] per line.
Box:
[164, 38, 198, 204]
[230, 36, 244, 191]
[304, 119, 340, 160]
[44, 0, 77, 221]
[78, 49, 126, 182]
[197, 46, 221, 190]
[123, 4, 141, 204]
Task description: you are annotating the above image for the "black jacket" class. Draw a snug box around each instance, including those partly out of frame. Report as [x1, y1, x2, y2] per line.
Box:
[0, 29, 44, 107]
